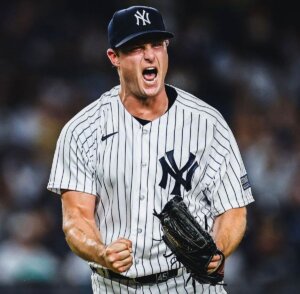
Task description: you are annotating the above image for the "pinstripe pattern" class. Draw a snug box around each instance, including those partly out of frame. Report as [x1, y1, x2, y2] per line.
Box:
[48, 85, 253, 293]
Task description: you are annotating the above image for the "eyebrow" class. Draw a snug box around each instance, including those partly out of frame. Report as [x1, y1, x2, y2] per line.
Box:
[119, 39, 167, 51]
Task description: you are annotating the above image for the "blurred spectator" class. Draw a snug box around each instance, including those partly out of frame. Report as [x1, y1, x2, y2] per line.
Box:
[0, 210, 58, 284]
[61, 253, 92, 286]
[284, 169, 300, 268]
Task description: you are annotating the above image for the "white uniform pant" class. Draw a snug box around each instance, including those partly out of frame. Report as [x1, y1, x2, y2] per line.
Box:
[91, 270, 227, 294]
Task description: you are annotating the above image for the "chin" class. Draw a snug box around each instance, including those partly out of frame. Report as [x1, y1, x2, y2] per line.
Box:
[142, 88, 159, 98]
[142, 81, 163, 97]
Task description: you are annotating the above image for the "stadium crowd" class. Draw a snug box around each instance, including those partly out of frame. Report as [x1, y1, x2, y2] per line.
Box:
[0, 1, 299, 293]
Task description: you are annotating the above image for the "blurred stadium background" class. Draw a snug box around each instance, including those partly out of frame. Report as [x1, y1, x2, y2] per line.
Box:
[0, 0, 299, 293]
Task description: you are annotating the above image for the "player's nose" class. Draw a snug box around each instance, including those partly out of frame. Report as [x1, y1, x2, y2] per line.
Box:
[143, 45, 155, 62]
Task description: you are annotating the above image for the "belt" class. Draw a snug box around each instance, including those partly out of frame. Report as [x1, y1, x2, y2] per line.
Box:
[91, 267, 180, 285]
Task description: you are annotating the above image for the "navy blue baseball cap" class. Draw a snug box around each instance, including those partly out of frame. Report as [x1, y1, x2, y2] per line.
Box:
[108, 6, 174, 48]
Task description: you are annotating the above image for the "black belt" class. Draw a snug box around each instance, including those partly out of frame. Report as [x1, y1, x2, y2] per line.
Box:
[91, 267, 180, 284]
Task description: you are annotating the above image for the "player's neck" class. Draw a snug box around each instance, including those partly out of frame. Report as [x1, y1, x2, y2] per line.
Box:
[119, 88, 169, 121]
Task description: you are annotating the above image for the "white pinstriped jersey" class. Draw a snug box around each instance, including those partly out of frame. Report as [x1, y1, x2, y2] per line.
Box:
[48, 85, 254, 293]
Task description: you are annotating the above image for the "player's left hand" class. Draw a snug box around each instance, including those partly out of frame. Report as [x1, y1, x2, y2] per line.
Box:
[207, 254, 224, 273]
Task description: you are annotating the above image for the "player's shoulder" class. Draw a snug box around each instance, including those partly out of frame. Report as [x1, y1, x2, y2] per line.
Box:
[173, 85, 227, 126]
[60, 86, 119, 136]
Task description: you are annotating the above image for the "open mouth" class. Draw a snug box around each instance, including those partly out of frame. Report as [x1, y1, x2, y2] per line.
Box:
[142, 67, 158, 82]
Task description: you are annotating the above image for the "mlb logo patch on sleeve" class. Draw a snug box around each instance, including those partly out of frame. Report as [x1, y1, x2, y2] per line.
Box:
[241, 174, 251, 190]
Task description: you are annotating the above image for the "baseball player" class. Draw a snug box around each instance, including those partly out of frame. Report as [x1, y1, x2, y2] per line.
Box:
[48, 5, 254, 294]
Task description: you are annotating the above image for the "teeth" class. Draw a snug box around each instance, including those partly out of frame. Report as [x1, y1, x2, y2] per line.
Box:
[144, 67, 156, 70]
[143, 67, 157, 73]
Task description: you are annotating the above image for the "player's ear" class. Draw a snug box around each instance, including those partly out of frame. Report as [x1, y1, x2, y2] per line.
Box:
[107, 48, 120, 67]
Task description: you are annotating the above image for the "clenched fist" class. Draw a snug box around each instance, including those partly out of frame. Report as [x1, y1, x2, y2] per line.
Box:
[102, 238, 133, 273]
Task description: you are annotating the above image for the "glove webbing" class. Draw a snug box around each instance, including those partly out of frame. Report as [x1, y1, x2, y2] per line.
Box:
[153, 207, 227, 288]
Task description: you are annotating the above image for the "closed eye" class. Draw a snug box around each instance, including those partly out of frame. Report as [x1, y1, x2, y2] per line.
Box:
[121, 45, 143, 54]
[130, 46, 143, 52]
[152, 41, 165, 48]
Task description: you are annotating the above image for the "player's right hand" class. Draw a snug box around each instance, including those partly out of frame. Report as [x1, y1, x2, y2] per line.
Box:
[102, 238, 133, 273]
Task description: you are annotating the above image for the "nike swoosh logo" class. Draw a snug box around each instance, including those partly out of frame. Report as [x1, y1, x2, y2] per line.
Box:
[101, 131, 118, 141]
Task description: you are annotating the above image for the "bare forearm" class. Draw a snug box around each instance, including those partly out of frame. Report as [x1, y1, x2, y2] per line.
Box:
[64, 217, 133, 272]
[212, 207, 247, 258]
[63, 215, 106, 265]
[61, 191, 133, 273]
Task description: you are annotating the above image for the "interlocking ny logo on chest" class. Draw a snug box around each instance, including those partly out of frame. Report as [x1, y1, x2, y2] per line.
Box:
[159, 150, 199, 196]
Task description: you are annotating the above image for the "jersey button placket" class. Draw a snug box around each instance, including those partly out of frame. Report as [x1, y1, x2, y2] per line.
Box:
[136, 126, 149, 253]
[141, 128, 149, 175]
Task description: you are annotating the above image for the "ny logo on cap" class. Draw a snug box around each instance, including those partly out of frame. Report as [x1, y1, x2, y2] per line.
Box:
[134, 10, 151, 26]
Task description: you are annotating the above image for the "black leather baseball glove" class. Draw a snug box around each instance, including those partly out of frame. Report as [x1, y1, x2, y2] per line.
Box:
[153, 196, 225, 285]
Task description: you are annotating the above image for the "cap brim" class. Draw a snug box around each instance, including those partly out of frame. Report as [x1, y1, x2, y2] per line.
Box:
[114, 30, 174, 48]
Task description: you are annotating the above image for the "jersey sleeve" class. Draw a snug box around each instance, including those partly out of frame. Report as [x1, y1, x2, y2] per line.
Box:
[203, 120, 254, 216]
[47, 118, 97, 196]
